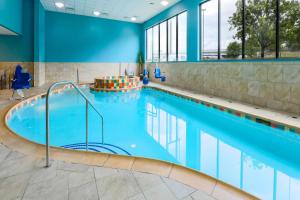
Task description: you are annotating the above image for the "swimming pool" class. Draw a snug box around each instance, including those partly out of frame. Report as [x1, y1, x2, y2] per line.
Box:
[7, 87, 300, 200]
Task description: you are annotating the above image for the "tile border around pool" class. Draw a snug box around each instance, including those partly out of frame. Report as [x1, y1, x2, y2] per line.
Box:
[143, 85, 300, 134]
[1, 88, 259, 200]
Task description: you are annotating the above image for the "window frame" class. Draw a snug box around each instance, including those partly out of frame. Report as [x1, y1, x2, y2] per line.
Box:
[199, 0, 299, 60]
[146, 10, 188, 63]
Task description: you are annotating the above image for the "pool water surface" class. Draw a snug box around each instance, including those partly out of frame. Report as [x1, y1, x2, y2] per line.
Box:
[7, 88, 300, 200]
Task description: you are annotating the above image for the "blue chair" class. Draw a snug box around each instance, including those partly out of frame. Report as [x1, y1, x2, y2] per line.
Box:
[143, 69, 149, 77]
[154, 67, 166, 82]
[11, 65, 32, 98]
[143, 69, 149, 85]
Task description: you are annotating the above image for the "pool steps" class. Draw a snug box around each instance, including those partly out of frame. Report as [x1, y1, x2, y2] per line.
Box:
[44, 81, 105, 167]
[61, 142, 131, 155]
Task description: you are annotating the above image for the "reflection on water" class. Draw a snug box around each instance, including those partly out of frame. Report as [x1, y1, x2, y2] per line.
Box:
[146, 103, 186, 165]
[146, 102, 300, 200]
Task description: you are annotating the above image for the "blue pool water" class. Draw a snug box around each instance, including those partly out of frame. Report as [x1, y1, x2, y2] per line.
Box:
[8, 88, 300, 199]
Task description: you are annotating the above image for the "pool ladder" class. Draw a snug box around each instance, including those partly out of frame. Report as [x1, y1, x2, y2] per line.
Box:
[45, 81, 104, 167]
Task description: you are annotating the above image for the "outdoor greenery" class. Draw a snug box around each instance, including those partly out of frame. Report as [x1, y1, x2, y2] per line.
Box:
[225, 41, 241, 58]
[228, 0, 300, 58]
[280, 0, 300, 53]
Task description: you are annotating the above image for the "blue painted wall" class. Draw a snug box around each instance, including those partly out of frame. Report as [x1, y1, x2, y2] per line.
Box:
[45, 11, 143, 62]
[0, 0, 34, 62]
[34, 0, 45, 62]
[0, 0, 23, 34]
[143, 0, 204, 62]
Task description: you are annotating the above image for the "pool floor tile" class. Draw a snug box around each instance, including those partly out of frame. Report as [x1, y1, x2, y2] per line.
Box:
[190, 190, 217, 200]
[69, 181, 99, 200]
[142, 182, 177, 200]
[93, 166, 118, 180]
[57, 161, 91, 173]
[0, 145, 11, 163]
[29, 161, 58, 184]
[0, 172, 32, 200]
[169, 165, 217, 195]
[133, 171, 163, 191]
[127, 193, 146, 200]
[162, 176, 196, 199]
[22, 171, 69, 200]
[68, 169, 95, 189]
[96, 170, 142, 200]
[0, 156, 36, 179]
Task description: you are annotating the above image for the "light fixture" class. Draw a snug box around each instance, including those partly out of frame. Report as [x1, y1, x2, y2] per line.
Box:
[131, 17, 137, 21]
[160, 0, 169, 6]
[93, 11, 101, 16]
[55, 2, 64, 9]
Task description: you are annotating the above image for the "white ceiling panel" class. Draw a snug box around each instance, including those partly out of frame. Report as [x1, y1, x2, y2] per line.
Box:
[40, 0, 182, 23]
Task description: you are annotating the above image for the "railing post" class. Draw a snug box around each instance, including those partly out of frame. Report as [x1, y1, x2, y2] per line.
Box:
[86, 100, 88, 151]
[77, 68, 79, 84]
[101, 117, 104, 144]
[46, 88, 50, 167]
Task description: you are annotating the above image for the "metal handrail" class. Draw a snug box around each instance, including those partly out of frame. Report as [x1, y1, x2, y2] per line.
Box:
[45, 81, 104, 167]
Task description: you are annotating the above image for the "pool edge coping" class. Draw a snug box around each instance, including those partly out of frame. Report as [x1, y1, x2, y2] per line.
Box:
[1, 93, 259, 200]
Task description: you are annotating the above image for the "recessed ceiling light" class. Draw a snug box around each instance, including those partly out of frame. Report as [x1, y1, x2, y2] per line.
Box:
[93, 11, 101, 16]
[160, 0, 169, 6]
[55, 2, 64, 9]
[131, 17, 137, 21]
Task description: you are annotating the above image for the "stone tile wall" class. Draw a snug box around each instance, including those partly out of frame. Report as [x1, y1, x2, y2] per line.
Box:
[147, 62, 300, 115]
[2, 61, 299, 115]
[0, 62, 139, 87]
[45, 63, 139, 83]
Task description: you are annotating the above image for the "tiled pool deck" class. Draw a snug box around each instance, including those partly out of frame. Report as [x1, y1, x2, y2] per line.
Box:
[1, 83, 299, 200]
[0, 144, 217, 200]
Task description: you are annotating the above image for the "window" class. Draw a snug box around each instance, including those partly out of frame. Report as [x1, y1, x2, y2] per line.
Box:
[146, 28, 153, 62]
[245, 0, 276, 59]
[168, 17, 177, 61]
[153, 26, 159, 62]
[200, 0, 300, 60]
[178, 12, 187, 61]
[221, 0, 242, 59]
[279, 0, 300, 58]
[160, 21, 167, 62]
[201, 0, 219, 59]
[146, 11, 187, 62]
